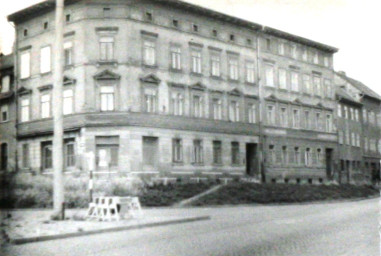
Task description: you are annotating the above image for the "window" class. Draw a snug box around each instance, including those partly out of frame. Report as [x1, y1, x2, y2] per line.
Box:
[246, 38, 252, 46]
[213, 141, 222, 164]
[292, 109, 300, 128]
[246, 62, 255, 83]
[1, 76, 10, 93]
[22, 144, 30, 168]
[351, 133, 356, 147]
[65, 14, 71, 22]
[145, 12, 153, 21]
[281, 146, 288, 164]
[40, 46, 51, 73]
[324, 79, 331, 98]
[172, 139, 183, 163]
[20, 51, 31, 79]
[21, 98, 30, 122]
[96, 136, 119, 168]
[100, 37, 114, 61]
[1, 105, 8, 122]
[317, 148, 322, 164]
[65, 142, 76, 167]
[212, 98, 222, 120]
[42, 144, 52, 170]
[265, 65, 274, 87]
[1, 143, 8, 171]
[100, 85, 115, 111]
[305, 148, 311, 166]
[63, 89, 74, 115]
[280, 107, 287, 127]
[356, 134, 361, 147]
[248, 103, 256, 124]
[304, 110, 310, 129]
[278, 42, 285, 55]
[326, 114, 332, 132]
[191, 50, 202, 74]
[229, 34, 235, 41]
[231, 142, 240, 165]
[192, 140, 203, 164]
[279, 69, 287, 89]
[313, 76, 322, 96]
[294, 147, 301, 164]
[363, 109, 367, 123]
[291, 71, 299, 91]
[212, 29, 218, 37]
[303, 74, 311, 94]
[265, 38, 271, 51]
[64, 41, 73, 66]
[345, 130, 350, 145]
[228, 57, 239, 80]
[344, 106, 348, 119]
[144, 88, 157, 113]
[313, 52, 319, 64]
[324, 56, 329, 67]
[355, 109, 359, 121]
[267, 105, 275, 125]
[192, 24, 198, 32]
[229, 100, 240, 122]
[291, 45, 297, 58]
[268, 145, 276, 164]
[315, 112, 321, 130]
[211, 55, 220, 77]
[43, 22, 49, 30]
[172, 19, 179, 28]
[170, 46, 181, 70]
[40, 94, 51, 118]
[337, 104, 342, 117]
[302, 49, 307, 61]
[103, 8, 111, 18]
[23, 29, 28, 37]
[171, 92, 184, 116]
[192, 95, 203, 118]
[350, 108, 354, 120]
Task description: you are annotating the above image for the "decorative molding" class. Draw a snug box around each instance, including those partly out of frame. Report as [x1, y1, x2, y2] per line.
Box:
[228, 88, 242, 96]
[19, 45, 32, 51]
[93, 69, 121, 80]
[96, 27, 119, 32]
[17, 86, 32, 95]
[168, 82, 186, 88]
[312, 71, 322, 76]
[263, 58, 275, 64]
[64, 31, 75, 37]
[188, 41, 204, 48]
[140, 30, 158, 38]
[63, 76, 76, 85]
[140, 73, 161, 84]
[226, 50, 239, 56]
[289, 65, 300, 70]
[207, 46, 222, 52]
[38, 84, 53, 91]
[190, 82, 206, 91]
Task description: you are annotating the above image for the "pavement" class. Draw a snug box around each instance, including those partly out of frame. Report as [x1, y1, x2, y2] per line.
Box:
[1, 197, 379, 256]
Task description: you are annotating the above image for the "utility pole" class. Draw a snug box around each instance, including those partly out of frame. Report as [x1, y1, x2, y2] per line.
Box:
[52, 0, 65, 219]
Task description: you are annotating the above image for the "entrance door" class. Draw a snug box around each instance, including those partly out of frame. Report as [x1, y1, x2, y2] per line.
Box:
[246, 143, 258, 176]
[143, 136, 159, 171]
[325, 148, 333, 180]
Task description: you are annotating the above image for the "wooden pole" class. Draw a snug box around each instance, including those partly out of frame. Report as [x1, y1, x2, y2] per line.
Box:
[52, 0, 65, 219]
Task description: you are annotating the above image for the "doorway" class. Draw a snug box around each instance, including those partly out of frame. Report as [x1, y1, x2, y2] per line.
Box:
[246, 143, 258, 176]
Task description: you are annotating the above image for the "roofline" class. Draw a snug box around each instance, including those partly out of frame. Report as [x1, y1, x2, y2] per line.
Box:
[263, 26, 338, 53]
[8, 0, 338, 54]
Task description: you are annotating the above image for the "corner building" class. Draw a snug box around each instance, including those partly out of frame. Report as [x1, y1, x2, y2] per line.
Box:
[8, 0, 339, 183]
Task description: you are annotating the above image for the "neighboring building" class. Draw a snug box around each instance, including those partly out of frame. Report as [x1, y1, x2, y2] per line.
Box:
[0, 54, 16, 172]
[7, 0, 375, 185]
[335, 72, 381, 184]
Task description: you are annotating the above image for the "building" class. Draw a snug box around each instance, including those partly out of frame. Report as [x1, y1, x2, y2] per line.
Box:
[335, 71, 381, 184]
[4, 0, 379, 184]
[0, 54, 16, 172]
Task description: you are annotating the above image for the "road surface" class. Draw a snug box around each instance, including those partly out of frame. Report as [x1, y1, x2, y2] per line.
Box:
[3, 198, 379, 256]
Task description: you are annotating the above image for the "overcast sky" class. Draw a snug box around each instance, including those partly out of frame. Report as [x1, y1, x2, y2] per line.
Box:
[1, 0, 380, 95]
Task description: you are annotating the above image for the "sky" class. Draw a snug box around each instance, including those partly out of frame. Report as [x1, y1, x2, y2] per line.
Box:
[1, 0, 380, 95]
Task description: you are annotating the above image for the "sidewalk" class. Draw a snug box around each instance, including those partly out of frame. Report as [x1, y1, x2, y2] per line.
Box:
[0, 208, 210, 245]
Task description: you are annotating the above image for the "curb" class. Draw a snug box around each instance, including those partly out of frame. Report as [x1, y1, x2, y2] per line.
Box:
[10, 215, 211, 245]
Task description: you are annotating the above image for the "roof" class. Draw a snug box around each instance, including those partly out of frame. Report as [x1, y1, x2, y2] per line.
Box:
[336, 86, 362, 106]
[335, 72, 381, 102]
[0, 54, 14, 70]
[8, 0, 338, 53]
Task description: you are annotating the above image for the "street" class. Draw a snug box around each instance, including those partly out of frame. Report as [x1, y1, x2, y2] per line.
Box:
[3, 198, 379, 256]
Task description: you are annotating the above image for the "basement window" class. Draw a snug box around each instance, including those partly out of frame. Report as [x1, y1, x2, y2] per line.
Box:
[212, 29, 218, 37]
[172, 19, 178, 28]
[145, 12, 153, 22]
[103, 8, 111, 18]
[230, 34, 235, 41]
[43, 22, 49, 30]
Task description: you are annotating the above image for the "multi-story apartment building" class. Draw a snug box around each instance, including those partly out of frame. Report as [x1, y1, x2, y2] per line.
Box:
[0, 54, 16, 172]
[5, 0, 378, 184]
[335, 71, 381, 184]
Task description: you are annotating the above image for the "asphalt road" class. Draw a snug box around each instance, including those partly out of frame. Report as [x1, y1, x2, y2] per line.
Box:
[3, 198, 379, 256]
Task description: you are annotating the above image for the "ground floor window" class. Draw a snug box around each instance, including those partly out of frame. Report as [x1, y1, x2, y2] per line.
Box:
[65, 142, 76, 168]
[231, 142, 240, 165]
[96, 136, 119, 168]
[22, 143, 30, 168]
[172, 139, 183, 163]
[41, 143, 52, 170]
[1, 143, 8, 171]
[192, 140, 203, 164]
[213, 141, 222, 165]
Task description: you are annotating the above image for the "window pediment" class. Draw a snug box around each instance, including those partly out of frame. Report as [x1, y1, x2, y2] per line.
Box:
[229, 88, 242, 96]
[38, 84, 53, 91]
[18, 86, 32, 96]
[190, 82, 206, 91]
[63, 76, 76, 85]
[140, 74, 161, 84]
[94, 69, 121, 80]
